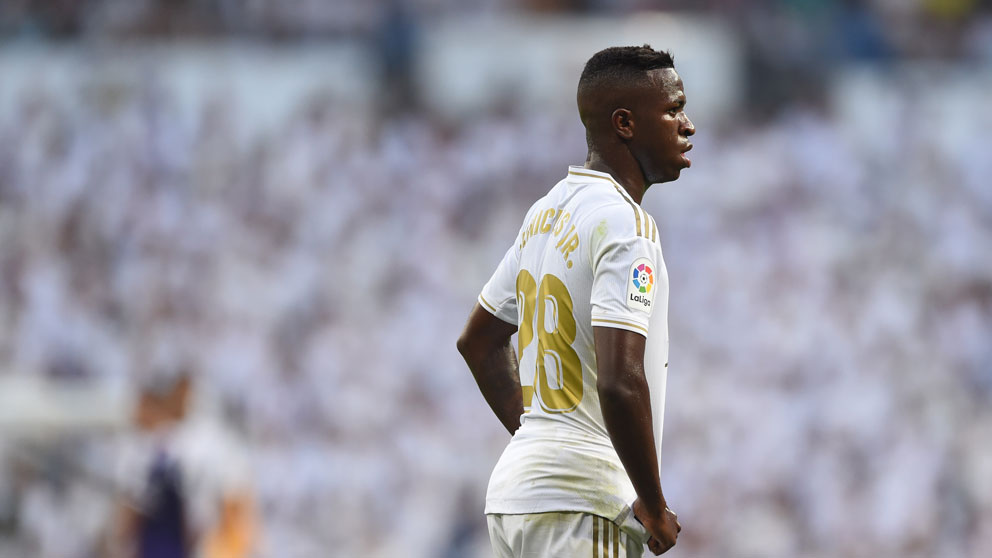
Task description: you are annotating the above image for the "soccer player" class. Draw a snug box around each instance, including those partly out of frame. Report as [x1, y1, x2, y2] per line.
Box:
[456, 45, 695, 557]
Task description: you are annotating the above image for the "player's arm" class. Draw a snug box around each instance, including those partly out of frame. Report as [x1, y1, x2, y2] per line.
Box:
[457, 303, 523, 435]
[594, 326, 679, 555]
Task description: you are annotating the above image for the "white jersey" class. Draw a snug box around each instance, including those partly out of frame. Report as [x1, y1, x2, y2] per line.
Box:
[479, 166, 670, 521]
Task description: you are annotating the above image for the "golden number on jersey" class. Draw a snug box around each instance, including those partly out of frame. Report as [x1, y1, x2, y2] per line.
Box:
[515, 270, 583, 413]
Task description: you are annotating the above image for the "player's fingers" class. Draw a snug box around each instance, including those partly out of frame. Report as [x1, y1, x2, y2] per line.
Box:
[647, 537, 664, 555]
[676, 519, 682, 533]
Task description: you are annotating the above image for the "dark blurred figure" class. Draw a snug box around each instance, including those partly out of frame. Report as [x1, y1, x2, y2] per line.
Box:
[110, 374, 194, 558]
[108, 372, 256, 558]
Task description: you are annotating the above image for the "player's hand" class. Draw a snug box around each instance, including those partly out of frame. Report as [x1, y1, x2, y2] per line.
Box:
[632, 498, 680, 555]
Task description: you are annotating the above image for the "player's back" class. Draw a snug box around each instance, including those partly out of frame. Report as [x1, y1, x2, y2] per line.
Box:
[478, 166, 669, 521]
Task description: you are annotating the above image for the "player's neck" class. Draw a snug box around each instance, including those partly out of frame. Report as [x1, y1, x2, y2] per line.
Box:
[583, 154, 647, 204]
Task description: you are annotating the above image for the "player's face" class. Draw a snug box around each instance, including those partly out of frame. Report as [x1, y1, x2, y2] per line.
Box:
[631, 69, 695, 184]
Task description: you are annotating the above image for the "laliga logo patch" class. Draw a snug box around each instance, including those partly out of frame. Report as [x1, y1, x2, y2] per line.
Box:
[632, 263, 653, 294]
[627, 258, 655, 313]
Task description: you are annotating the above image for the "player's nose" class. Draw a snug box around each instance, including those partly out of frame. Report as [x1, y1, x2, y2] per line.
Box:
[681, 113, 695, 137]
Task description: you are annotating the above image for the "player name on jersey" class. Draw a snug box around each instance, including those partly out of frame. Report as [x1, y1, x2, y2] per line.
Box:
[519, 207, 580, 269]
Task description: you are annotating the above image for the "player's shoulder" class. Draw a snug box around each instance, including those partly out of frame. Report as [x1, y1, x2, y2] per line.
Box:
[564, 167, 657, 241]
[576, 186, 659, 245]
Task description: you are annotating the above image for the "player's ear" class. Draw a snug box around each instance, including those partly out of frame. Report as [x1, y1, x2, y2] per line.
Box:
[612, 108, 634, 141]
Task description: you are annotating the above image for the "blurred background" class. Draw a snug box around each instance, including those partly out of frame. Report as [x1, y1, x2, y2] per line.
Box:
[1, 1, 991, 557]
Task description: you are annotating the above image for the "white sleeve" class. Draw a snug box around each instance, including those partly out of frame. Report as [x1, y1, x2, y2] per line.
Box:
[478, 242, 520, 326]
[590, 232, 661, 337]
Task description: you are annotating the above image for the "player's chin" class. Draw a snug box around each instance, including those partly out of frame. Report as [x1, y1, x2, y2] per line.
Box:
[669, 157, 691, 179]
[647, 161, 685, 184]
[658, 165, 684, 183]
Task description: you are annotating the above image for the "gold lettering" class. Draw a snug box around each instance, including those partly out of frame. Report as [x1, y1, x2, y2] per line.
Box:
[553, 212, 570, 236]
[520, 209, 573, 252]
[556, 224, 575, 248]
[521, 210, 541, 249]
[539, 208, 555, 234]
[561, 233, 579, 260]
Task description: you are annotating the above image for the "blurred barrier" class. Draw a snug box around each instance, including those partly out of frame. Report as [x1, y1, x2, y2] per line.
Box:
[0, 376, 127, 434]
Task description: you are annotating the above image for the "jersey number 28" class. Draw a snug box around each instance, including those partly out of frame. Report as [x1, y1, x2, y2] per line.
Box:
[516, 270, 583, 413]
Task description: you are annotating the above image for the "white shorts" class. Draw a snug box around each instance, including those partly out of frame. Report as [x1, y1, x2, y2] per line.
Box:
[486, 511, 649, 558]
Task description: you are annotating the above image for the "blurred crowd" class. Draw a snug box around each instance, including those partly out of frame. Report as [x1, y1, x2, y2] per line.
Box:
[0, 64, 587, 557]
[0, 2, 991, 557]
[0, 52, 991, 557]
[2, 0, 992, 61]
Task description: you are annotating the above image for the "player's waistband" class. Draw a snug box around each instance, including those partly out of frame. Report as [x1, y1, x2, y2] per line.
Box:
[512, 420, 616, 449]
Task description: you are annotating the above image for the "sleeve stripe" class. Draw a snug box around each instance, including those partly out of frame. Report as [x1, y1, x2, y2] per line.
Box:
[650, 215, 658, 242]
[592, 317, 649, 335]
[478, 294, 499, 315]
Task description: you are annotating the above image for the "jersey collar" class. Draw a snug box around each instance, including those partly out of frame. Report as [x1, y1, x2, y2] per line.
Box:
[567, 166, 639, 206]
[566, 166, 622, 188]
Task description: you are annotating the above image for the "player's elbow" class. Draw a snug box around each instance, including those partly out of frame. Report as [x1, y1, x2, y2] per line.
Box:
[456, 331, 475, 359]
[457, 331, 488, 370]
[458, 306, 518, 364]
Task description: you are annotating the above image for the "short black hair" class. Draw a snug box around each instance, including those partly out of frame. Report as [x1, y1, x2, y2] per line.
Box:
[578, 45, 675, 94]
